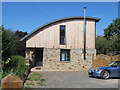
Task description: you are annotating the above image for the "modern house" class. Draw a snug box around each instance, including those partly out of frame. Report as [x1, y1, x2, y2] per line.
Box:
[21, 16, 100, 71]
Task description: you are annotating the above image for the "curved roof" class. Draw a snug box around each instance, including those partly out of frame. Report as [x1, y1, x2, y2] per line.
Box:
[20, 16, 100, 41]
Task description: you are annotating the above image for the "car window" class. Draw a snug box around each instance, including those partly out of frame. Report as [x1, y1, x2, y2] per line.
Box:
[112, 63, 118, 67]
[109, 62, 119, 67]
[118, 63, 120, 67]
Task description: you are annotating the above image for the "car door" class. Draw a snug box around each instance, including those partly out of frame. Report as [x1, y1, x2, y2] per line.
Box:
[110, 66, 119, 77]
[118, 63, 120, 77]
[109, 62, 120, 77]
[110, 64, 120, 77]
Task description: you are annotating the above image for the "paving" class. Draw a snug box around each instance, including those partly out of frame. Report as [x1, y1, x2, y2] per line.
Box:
[33, 71, 119, 88]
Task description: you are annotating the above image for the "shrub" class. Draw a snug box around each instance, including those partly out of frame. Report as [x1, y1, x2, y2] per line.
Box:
[2, 55, 28, 79]
[11, 55, 28, 78]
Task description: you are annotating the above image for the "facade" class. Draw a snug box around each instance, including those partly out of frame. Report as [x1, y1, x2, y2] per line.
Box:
[21, 16, 100, 71]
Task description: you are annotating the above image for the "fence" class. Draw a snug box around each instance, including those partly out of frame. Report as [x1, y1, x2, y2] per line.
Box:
[92, 54, 120, 67]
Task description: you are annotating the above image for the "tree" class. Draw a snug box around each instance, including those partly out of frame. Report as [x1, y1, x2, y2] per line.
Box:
[104, 18, 120, 38]
[15, 30, 27, 39]
[2, 28, 17, 61]
[14, 30, 27, 56]
[104, 18, 120, 54]
[0, 26, 2, 69]
[2, 27, 28, 61]
[1, 26, 28, 78]
[96, 18, 120, 54]
[96, 36, 112, 54]
[0, 26, 2, 57]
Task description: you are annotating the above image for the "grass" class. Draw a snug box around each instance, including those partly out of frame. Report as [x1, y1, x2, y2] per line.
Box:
[24, 72, 46, 88]
[0, 71, 2, 79]
[24, 86, 31, 88]
[26, 82, 34, 86]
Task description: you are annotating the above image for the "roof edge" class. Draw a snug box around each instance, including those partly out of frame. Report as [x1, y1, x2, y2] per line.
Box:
[20, 16, 101, 41]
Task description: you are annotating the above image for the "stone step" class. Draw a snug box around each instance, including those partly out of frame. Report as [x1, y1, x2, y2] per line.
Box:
[31, 66, 43, 71]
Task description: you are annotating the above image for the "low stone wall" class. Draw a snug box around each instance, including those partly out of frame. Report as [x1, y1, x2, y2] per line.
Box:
[42, 48, 95, 71]
[92, 54, 120, 67]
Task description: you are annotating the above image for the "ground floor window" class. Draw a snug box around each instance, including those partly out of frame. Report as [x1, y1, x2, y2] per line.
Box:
[60, 49, 70, 61]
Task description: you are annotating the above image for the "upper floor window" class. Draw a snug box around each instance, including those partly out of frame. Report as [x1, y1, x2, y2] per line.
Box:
[60, 25, 66, 45]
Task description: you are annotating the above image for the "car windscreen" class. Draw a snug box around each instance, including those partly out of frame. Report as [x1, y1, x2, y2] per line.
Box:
[108, 62, 120, 67]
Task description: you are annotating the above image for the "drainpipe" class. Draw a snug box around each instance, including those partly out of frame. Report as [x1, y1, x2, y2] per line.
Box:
[83, 7, 86, 60]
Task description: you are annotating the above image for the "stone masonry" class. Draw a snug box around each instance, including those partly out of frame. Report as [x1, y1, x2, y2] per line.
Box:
[41, 48, 95, 71]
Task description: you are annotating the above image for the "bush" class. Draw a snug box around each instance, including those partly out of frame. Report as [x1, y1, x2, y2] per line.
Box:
[2, 55, 28, 79]
[11, 55, 28, 78]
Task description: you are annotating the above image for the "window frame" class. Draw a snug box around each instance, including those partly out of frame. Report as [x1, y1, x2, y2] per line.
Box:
[60, 25, 66, 45]
[60, 49, 70, 62]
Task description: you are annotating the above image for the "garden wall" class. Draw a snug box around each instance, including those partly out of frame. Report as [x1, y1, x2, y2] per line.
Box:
[92, 54, 120, 67]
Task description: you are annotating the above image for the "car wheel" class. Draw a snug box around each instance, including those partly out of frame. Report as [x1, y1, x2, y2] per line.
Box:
[101, 70, 110, 79]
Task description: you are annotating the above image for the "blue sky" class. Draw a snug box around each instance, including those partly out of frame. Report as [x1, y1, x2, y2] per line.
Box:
[2, 2, 118, 36]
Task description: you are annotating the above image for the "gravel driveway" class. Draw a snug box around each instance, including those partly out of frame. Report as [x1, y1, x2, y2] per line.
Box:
[34, 71, 119, 88]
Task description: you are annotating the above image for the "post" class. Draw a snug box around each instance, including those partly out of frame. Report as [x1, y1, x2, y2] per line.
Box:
[110, 53, 112, 62]
[83, 7, 86, 60]
[92, 54, 94, 67]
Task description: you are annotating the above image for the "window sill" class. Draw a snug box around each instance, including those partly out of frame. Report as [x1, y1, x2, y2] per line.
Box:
[60, 61, 70, 63]
[60, 44, 66, 45]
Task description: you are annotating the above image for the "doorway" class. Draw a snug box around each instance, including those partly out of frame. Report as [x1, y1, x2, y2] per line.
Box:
[34, 49, 43, 66]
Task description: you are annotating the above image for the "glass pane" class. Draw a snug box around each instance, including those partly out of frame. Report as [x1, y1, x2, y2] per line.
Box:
[66, 50, 70, 61]
[60, 49, 70, 61]
[60, 25, 65, 44]
[61, 51, 65, 61]
[60, 36, 65, 44]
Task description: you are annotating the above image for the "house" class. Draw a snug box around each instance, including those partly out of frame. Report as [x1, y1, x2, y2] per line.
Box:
[21, 16, 100, 71]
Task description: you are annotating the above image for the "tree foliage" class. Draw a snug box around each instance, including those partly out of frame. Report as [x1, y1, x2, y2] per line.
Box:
[2, 55, 28, 79]
[104, 18, 120, 38]
[2, 28, 17, 61]
[2, 27, 27, 61]
[0, 26, 2, 58]
[96, 35, 119, 54]
[2, 26, 28, 78]
[96, 18, 120, 54]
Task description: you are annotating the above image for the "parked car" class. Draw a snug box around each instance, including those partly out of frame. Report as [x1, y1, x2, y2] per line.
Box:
[88, 61, 120, 79]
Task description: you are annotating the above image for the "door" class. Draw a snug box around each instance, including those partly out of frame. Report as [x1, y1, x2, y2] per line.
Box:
[35, 49, 43, 66]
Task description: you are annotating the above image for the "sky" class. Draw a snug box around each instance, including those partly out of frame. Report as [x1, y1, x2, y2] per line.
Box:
[2, 2, 118, 36]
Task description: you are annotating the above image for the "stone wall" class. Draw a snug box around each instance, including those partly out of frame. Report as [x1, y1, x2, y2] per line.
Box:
[86, 49, 96, 60]
[42, 48, 95, 71]
[92, 54, 120, 67]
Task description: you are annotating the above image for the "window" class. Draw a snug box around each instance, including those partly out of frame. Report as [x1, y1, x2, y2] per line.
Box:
[60, 49, 70, 61]
[109, 61, 120, 67]
[60, 25, 66, 45]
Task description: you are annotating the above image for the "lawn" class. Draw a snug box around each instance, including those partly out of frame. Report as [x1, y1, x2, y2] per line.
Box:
[24, 72, 46, 88]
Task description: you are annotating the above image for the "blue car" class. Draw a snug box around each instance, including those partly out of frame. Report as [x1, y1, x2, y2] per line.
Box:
[88, 61, 120, 79]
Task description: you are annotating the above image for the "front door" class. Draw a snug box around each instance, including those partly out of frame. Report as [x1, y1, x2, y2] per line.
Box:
[35, 49, 43, 66]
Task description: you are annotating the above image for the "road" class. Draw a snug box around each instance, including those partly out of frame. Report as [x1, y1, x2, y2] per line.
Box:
[34, 71, 119, 88]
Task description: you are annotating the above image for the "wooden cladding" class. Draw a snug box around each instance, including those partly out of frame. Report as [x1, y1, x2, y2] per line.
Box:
[26, 20, 96, 49]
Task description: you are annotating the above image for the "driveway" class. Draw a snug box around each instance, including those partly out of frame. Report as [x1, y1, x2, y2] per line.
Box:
[34, 71, 119, 88]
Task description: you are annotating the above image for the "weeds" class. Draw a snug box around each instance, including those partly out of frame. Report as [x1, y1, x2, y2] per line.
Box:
[24, 72, 45, 88]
